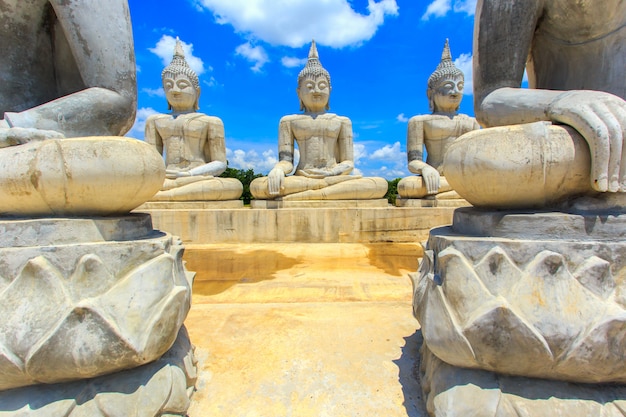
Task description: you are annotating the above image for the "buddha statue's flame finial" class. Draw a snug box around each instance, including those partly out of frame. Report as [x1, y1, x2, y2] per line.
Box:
[427, 38, 463, 91]
[162, 37, 199, 91]
[298, 39, 331, 88]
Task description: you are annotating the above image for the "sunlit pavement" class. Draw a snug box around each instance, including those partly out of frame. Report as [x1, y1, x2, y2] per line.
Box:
[183, 243, 428, 417]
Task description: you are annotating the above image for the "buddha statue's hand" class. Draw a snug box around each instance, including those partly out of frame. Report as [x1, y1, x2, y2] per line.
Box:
[0, 126, 64, 148]
[547, 90, 626, 192]
[166, 169, 191, 179]
[298, 168, 333, 178]
[421, 165, 441, 195]
[268, 167, 285, 195]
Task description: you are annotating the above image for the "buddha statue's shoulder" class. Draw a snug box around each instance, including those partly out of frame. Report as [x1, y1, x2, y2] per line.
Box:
[146, 113, 172, 124]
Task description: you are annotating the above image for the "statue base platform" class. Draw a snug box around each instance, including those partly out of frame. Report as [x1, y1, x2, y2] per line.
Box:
[0, 213, 193, 393]
[419, 343, 626, 417]
[395, 196, 470, 208]
[414, 207, 626, 389]
[250, 198, 389, 209]
[137, 200, 244, 210]
[0, 327, 196, 417]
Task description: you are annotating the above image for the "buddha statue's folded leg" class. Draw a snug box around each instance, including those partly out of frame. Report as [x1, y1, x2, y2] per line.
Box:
[443, 122, 593, 208]
[397, 176, 454, 198]
[153, 178, 242, 201]
[283, 177, 388, 200]
[250, 176, 327, 199]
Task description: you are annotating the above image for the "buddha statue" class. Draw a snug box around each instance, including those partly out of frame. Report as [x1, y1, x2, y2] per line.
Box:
[442, 0, 626, 209]
[145, 39, 243, 202]
[0, 0, 165, 216]
[0, 0, 136, 143]
[250, 41, 388, 203]
[396, 39, 480, 205]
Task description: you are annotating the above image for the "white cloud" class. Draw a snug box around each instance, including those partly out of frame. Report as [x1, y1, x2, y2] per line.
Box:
[454, 52, 473, 96]
[396, 113, 409, 123]
[126, 107, 159, 140]
[281, 56, 308, 68]
[194, 0, 399, 48]
[369, 141, 404, 160]
[422, 0, 476, 20]
[226, 147, 279, 172]
[142, 87, 165, 98]
[353, 143, 367, 166]
[235, 42, 270, 72]
[149, 35, 206, 75]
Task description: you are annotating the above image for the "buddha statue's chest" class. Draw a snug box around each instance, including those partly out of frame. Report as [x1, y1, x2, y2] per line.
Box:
[424, 116, 476, 140]
[154, 117, 206, 141]
[291, 118, 342, 140]
[540, 0, 624, 42]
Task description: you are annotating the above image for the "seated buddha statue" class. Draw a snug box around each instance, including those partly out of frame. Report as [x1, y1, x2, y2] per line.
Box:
[250, 41, 388, 202]
[397, 39, 480, 202]
[442, 0, 626, 210]
[0, 0, 136, 143]
[145, 39, 242, 202]
[0, 0, 165, 216]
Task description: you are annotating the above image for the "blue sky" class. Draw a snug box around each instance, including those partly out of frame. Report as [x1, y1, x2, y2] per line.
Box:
[127, 0, 477, 179]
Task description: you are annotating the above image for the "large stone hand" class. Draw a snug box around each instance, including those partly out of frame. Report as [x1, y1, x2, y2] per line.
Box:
[421, 165, 441, 195]
[268, 167, 285, 196]
[547, 91, 626, 192]
[0, 126, 64, 148]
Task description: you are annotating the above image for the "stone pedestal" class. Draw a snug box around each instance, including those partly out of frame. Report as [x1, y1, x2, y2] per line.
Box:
[0, 214, 196, 416]
[413, 207, 626, 415]
[395, 196, 470, 208]
[138, 200, 244, 210]
[250, 198, 389, 209]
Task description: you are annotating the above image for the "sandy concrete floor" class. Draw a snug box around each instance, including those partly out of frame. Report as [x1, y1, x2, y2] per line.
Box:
[183, 243, 428, 417]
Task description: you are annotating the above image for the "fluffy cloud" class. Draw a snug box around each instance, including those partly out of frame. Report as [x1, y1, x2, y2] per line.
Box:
[281, 56, 308, 68]
[421, 0, 476, 20]
[125, 107, 159, 140]
[149, 35, 206, 75]
[369, 141, 404, 160]
[454, 53, 473, 96]
[193, 0, 399, 48]
[396, 113, 409, 123]
[226, 147, 283, 173]
[235, 42, 270, 72]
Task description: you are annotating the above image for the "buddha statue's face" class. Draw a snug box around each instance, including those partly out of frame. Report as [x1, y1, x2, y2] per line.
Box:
[163, 73, 198, 112]
[298, 74, 330, 113]
[431, 74, 464, 113]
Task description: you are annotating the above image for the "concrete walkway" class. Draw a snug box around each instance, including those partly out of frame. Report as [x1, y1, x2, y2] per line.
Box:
[182, 243, 428, 417]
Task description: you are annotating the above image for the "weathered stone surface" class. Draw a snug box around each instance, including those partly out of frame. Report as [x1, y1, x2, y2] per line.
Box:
[0, 326, 197, 417]
[0, 137, 165, 216]
[419, 343, 626, 417]
[413, 209, 626, 384]
[0, 216, 192, 390]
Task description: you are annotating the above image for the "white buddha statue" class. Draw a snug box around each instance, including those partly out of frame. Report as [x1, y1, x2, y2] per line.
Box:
[145, 39, 242, 202]
[397, 40, 480, 203]
[250, 41, 387, 202]
[443, 0, 626, 210]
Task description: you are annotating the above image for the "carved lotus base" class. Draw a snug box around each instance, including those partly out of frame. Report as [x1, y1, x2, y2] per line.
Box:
[0, 326, 197, 417]
[0, 214, 193, 390]
[413, 208, 626, 384]
[419, 343, 626, 417]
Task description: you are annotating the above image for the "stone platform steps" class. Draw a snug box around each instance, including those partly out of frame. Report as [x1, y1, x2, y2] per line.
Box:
[182, 243, 428, 417]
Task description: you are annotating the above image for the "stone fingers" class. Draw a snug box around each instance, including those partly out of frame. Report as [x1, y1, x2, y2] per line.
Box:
[592, 100, 624, 192]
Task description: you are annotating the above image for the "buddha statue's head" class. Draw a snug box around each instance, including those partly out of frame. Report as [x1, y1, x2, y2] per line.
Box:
[297, 40, 331, 113]
[162, 38, 200, 112]
[427, 39, 464, 113]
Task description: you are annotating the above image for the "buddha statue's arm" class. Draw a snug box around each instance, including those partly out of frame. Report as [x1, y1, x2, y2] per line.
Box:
[144, 115, 164, 155]
[189, 119, 228, 177]
[407, 116, 440, 194]
[4, 0, 136, 137]
[268, 117, 296, 195]
[333, 117, 355, 175]
[474, 0, 626, 192]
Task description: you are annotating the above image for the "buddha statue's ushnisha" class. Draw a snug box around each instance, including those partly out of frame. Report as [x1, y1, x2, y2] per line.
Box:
[397, 39, 480, 200]
[145, 38, 242, 201]
[250, 40, 387, 201]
